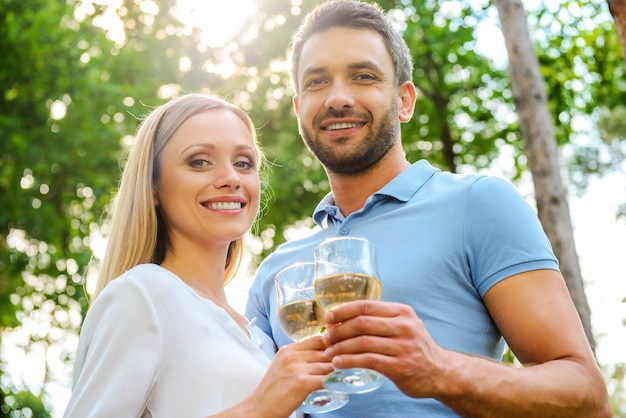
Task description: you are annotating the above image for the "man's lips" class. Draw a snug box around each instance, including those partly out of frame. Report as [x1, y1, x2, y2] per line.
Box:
[322, 121, 365, 131]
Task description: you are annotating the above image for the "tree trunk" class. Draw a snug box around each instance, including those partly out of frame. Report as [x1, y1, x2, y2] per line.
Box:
[491, 0, 597, 353]
[608, 0, 626, 64]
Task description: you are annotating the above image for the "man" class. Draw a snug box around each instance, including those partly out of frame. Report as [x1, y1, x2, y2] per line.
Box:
[245, 1, 611, 416]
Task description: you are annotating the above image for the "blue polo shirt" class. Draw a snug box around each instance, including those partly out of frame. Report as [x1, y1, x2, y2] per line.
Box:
[245, 160, 559, 417]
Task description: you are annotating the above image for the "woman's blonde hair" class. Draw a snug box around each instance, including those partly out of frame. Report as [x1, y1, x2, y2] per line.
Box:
[93, 93, 265, 300]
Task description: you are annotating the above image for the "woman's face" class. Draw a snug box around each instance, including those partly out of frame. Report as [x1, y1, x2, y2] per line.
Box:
[154, 108, 260, 249]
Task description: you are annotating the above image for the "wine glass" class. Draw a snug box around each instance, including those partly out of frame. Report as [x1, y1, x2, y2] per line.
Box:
[314, 236, 384, 394]
[275, 262, 350, 413]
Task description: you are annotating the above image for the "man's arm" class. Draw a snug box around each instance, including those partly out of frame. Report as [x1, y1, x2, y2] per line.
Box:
[322, 269, 611, 417]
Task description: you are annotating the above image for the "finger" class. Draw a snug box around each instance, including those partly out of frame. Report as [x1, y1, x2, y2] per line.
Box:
[307, 362, 336, 376]
[289, 335, 327, 350]
[323, 308, 417, 348]
[326, 333, 400, 359]
[331, 350, 393, 372]
[279, 337, 333, 362]
[325, 316, 392, 344]
[324, 300, 405, 324]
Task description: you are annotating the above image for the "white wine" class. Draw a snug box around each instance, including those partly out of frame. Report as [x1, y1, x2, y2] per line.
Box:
[277, 299, 326, 341]
[314, 273, 382, 311]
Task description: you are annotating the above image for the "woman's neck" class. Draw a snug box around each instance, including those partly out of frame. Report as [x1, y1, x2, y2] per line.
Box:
[159, 243, 229, 305]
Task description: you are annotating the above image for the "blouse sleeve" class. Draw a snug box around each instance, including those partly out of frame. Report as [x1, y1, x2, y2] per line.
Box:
[64, 277, 162, 418]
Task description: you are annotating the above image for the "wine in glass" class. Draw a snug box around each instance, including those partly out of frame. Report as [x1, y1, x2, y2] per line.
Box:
[314, 236, 384, 394]
[275, 262, 350, 413]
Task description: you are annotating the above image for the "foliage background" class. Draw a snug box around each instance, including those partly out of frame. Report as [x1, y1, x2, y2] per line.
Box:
[0, 0, 625, 416]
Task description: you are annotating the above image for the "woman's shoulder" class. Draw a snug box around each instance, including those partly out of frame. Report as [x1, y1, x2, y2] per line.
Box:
[102, 264, 182, 301]
[86, 264, 189, 330]
[118, 263, 174, 286]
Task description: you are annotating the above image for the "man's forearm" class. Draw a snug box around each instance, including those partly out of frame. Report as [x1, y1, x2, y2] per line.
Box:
[431, 351, 611, 418]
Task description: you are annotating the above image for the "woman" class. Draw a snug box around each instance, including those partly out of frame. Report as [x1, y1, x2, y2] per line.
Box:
[64, 93, 332, 417]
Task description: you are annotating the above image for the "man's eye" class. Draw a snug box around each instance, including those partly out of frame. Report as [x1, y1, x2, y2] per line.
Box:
[304, 78, 326, 89]
[355, 73, 376, 81]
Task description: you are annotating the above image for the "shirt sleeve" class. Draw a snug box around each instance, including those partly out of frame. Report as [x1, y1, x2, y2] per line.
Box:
[64, 277, 162, 418]
[245, 261, 275, 342]
[245, 255, 282, 352]
[464, 176, 560, 296]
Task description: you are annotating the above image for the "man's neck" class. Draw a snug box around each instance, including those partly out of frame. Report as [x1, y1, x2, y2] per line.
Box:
[328, 150, 410, 218]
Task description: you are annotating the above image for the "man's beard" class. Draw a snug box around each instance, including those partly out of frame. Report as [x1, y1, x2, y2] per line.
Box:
[299, 99, 400, 175]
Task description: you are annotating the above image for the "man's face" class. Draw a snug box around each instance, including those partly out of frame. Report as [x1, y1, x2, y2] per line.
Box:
[293, 27, 401, 175]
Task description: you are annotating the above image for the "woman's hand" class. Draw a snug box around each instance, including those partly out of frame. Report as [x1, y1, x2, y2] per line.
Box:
[210, 335, 334, 418]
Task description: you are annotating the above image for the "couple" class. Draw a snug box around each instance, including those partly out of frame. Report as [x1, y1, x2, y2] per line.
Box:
[63, 1, 610, 417]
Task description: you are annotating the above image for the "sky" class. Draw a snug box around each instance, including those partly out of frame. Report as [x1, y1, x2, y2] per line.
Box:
[569, 172, 626, 366]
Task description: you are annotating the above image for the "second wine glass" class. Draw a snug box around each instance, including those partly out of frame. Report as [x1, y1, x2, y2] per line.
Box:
[275, 262, 349, 413]
[314, 236, 384, 395]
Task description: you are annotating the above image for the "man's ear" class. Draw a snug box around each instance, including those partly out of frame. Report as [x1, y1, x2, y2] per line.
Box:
[398, 81, 417, 123]
[293, 95, 300, 117]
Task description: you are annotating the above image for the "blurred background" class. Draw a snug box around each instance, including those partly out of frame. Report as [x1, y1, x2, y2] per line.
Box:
[1, 0, 625, 416]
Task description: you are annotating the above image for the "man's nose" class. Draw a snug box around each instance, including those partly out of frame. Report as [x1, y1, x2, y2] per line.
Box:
[324, 80, 356, 110]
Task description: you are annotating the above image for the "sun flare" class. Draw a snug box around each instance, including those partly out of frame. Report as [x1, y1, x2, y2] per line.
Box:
[174, 0, 258, 48]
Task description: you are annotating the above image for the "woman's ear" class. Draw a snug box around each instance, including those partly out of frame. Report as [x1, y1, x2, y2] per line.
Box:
[153, 187, 160, 206]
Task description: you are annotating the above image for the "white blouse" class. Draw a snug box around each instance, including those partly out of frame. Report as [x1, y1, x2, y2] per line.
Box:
[64, 264, 276, 418]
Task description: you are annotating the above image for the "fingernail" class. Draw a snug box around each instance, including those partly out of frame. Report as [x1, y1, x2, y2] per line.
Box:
[325, 311, 334, 323]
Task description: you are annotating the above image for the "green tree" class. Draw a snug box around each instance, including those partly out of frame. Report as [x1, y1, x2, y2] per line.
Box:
[0, 0, 283, 411]
[0, 0, 167, 411]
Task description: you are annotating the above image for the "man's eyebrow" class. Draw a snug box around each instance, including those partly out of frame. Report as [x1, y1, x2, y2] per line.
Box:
[301, 65, 327, 80]
[301, 61, 383, 80]
[348, 60, 384, 73]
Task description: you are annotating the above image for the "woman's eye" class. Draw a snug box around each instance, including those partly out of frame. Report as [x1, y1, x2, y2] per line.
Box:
[234, 159, 254, 170]
[189, 158, 209, 168]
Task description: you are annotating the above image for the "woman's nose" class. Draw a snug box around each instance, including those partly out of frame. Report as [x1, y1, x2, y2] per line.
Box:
[214, 164, 241, 189]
